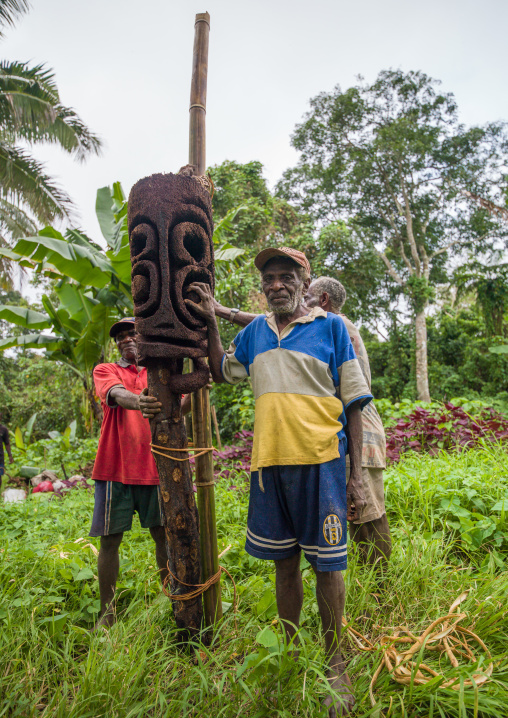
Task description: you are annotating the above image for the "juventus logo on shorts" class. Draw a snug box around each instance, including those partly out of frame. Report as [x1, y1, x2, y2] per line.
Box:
[323, 514, 343, 546]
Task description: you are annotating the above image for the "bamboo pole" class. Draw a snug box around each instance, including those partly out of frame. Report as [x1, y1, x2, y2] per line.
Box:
[211, 405, 222, 450]
[189, 11, 222, 626]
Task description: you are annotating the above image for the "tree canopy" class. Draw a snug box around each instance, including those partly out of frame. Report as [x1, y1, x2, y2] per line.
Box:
[277, 70, 508, 400]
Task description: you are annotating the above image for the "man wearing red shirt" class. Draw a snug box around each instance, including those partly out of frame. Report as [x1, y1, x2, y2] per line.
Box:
[90, 317, 177, 628]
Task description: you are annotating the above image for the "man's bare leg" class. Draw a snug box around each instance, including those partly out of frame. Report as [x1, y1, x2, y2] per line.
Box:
[348, 514, 392, 570]
[149, 525, 169, 586]
[274, 553, 303, 649]
[95, 532, 123, 629]
[314, 569, 354, 717]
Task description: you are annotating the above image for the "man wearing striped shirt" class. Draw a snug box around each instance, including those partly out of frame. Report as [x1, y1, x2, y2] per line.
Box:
[186, 247, 372, 716]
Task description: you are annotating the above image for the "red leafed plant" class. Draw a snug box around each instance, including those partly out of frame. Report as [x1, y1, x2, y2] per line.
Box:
[386, 403, 508, 463]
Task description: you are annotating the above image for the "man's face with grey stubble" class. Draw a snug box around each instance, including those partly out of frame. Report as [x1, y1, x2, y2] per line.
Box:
[261, 258, 307, 316]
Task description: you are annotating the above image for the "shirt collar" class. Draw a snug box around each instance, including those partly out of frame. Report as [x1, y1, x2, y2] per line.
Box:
[116, 358, 139, 369]
[265, 306, 327, 337]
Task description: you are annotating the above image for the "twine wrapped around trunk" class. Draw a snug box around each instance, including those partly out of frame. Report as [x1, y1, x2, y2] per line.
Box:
[342, 591, 493, 710]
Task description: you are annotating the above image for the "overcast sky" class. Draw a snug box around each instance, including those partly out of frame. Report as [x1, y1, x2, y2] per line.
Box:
[2, 0, 508, 243]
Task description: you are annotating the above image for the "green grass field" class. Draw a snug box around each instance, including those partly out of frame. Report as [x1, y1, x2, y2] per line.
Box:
[1, 445, 508, 717]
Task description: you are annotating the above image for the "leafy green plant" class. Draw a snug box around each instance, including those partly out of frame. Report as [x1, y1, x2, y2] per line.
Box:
[11, 411, 37, 451]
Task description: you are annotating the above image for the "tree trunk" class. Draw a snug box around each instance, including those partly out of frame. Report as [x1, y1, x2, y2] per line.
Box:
[147, 362, 203, 637]
[414, 309, 431, 402]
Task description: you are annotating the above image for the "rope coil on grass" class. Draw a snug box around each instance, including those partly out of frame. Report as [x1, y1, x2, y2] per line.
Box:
[342, 590, 493, 709]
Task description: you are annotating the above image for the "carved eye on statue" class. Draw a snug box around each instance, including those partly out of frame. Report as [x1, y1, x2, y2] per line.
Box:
[131, 260, 161, 318]
[171, 221, 211, 266]
[130, 223, 158, 263]
[129, 222, 161, 318]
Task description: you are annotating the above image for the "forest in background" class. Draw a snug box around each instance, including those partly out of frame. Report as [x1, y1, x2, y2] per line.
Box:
[0, 70, 507, 442]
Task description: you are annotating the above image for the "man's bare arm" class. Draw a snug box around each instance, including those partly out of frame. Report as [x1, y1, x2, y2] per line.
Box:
[185, 283, 226, 383]
[213, 300, 257, 328]
[344, 400, 366, 521]
[109, 387, 194, 418]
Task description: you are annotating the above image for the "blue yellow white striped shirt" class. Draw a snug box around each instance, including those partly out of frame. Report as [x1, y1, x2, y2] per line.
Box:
[221, 307, 373, 471]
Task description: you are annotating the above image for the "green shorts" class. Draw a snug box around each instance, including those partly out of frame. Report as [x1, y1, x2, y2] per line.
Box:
[89, 481, 163, 536]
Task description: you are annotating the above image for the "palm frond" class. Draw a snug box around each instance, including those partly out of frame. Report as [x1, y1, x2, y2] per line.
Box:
[0, 141, 74, 222]
[0, 0, 29, 38]
[0, 62, 102, 158]
[0, 197, 36, 236]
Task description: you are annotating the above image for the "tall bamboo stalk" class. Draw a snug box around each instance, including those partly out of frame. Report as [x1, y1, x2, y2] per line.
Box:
[189, 11, 222, 625]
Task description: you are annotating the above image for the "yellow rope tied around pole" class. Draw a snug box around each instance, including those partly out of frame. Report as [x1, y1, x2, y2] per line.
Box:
[150, 443, 214, 461]
[150, 443, 216, 486]
[162, 561, 237, 629]
[342, 591, 493, 710]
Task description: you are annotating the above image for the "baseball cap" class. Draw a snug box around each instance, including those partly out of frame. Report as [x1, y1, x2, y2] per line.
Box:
[254, 246, 311, 276]
[109, 317, 136, 338]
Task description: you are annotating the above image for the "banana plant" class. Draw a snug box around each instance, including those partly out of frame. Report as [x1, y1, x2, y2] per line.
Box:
[12, 412, 38, 451]
[0, 184, 131, 428]
[0, 182, 247, 429]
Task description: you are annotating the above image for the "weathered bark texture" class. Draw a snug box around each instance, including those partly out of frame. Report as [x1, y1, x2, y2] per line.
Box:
[147, 361, 202, 635]
[128, 170, 216, 634]
[415, 309, 431, 402]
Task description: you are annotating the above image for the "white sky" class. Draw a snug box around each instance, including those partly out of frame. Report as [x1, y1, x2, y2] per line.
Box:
[2, 0, 508, 244]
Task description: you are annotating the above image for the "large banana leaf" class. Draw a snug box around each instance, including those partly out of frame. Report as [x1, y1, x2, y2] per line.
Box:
[56, 282, 98, 319]
[10, 231, 113, 287]
[0, 304, 50, 329]
[96, 184, 128, 254]
[74, 303, 113, 373]
[95, 186, 117, 248]
[0, 333, 63, 350]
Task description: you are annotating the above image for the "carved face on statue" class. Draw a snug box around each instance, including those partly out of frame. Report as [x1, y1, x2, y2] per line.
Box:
[128, 172, 215, 366]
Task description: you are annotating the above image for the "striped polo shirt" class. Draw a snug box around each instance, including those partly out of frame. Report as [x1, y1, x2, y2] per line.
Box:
[221, 307, 373, 471]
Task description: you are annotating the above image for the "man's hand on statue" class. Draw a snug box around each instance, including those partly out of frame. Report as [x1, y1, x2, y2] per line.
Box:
[184, 282, 216, 323]
[138, 388, 162, 418]
[346, 472, 367, 521]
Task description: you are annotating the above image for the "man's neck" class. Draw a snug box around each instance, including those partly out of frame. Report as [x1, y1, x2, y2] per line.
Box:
[274, 305, 310, 333]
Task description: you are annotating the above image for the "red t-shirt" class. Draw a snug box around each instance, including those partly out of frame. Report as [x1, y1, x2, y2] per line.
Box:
[92, 362, 159, 485]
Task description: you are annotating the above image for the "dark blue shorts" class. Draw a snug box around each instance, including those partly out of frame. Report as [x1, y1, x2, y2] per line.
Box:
[245, 441, 347, 572]
[89, 481, 163, 537]
[0, 465, 4, 477]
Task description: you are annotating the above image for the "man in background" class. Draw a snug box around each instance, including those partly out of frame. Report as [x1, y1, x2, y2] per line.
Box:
[304, 277, 391, 570]
[0, 422, 13, 477]
[213, 276, 392, 571]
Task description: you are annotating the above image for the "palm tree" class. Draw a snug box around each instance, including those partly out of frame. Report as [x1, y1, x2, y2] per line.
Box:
[0, 0, 102, 285]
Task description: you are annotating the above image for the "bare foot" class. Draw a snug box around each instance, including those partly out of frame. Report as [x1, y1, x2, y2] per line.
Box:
[323, 664, 355, 717]
[92, 609, 116, 631]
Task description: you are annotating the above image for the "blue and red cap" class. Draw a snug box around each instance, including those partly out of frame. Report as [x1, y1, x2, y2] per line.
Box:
[109, 317, 136, 339]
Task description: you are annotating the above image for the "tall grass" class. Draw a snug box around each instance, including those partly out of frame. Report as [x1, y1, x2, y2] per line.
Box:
[1, 446, 508, 716]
